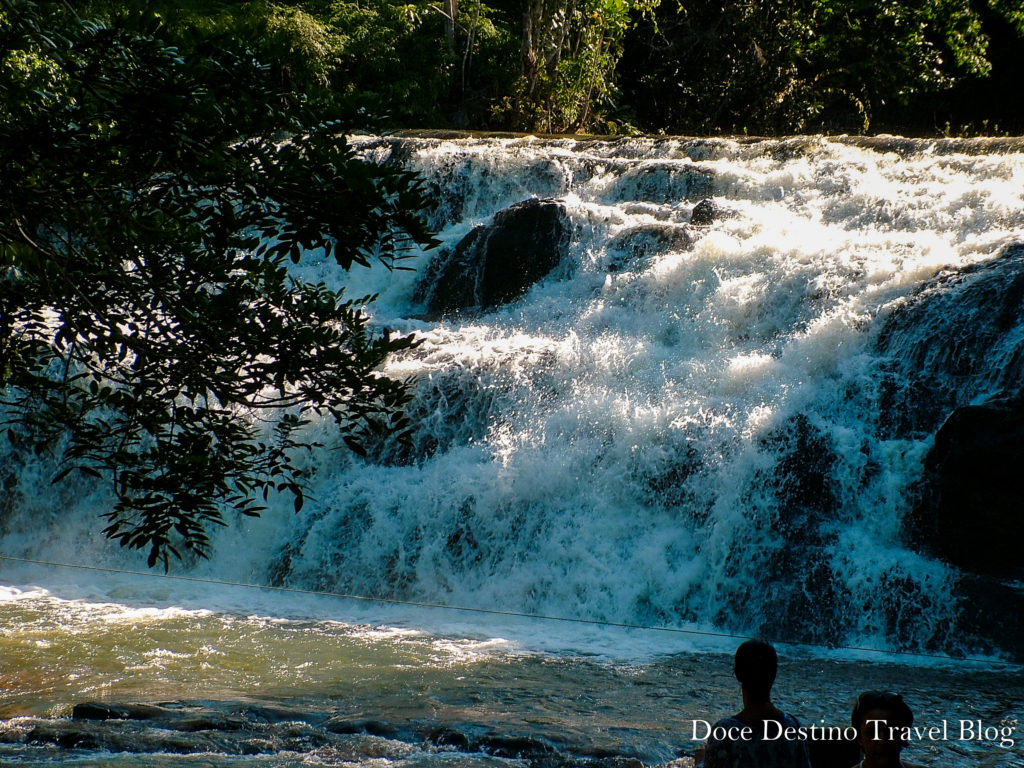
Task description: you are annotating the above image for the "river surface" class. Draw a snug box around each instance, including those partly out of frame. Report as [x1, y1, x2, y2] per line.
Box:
[2, 134, 1024, 765]
[0, 567, 1021, 767]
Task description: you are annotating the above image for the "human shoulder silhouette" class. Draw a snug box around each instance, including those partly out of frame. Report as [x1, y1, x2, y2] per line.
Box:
[700, 639, 812, 768]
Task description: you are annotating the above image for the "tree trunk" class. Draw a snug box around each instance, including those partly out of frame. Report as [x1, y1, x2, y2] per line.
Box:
[522, 0, 542, 97]
[445, 0, 458, 53]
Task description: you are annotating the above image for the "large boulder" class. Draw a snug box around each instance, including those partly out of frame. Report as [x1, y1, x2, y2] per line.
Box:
[419, 198, 570, 318]
[909, 398, 1024, 580]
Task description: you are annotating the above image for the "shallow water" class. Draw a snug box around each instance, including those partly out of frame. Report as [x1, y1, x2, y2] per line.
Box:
[0, 573, 1021, 767]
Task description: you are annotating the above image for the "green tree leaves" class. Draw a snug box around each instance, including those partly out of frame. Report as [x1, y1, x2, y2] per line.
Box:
[621, 0, 1020, 135]
[0, 0, 437, 568]
[500, 0, 657, 133]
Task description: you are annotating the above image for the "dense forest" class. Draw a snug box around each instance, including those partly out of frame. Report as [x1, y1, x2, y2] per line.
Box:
[70, 0, 1024, 136]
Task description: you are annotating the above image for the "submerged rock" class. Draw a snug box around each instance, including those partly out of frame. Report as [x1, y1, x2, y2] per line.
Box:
[418, 198, 570, 318]
[477, 733, 557, 760]
[422, 725, 473, 751]
[609, 161, 714, 203]
[608, 223, 693, 271]
[326, 718, 400, 738]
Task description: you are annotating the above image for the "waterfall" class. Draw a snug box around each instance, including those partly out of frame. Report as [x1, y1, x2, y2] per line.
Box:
[4, 134, 1024, 659]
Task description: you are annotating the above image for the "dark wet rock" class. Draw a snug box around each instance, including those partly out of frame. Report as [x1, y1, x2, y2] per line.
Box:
[750, 415, 846, 645]
[873, 568, 955, 653]
[764, 414, 838, 537]
[29, 721, 217, 753]
[608, 224, 693, 271]
[766, 137, 823, 161]
[23, 704, 368, 756]
[875, 243, 1024, 439]
[230, 703, 321, 725]
[29, 724, 103, 749]
[477, 733, 558, 760]
[835, 135, 1024, 157]
[326, 717, 400, 738]
[955, 574, 1024, 661]
[610, 162, 714, 203]
[170, 713, 249, 732]
[71, 701, 277, 734]
[581, 758, 645, 768]
[422, 725, 473, 751]
[122, 703, 174, 720]
[690, 198, 716, 225]
[72, 702, 132, 721]
[418, 198, 570, 318]
[908, 398, 1024, 581]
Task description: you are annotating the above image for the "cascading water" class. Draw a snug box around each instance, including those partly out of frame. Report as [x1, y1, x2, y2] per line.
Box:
[256, 134, 1024, 657]
[2, 134, 1024, 768]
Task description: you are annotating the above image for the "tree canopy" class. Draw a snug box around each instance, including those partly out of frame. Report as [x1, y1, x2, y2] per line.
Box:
[0, 0, 438, 568]
[620, 0, 1024, 135]
[32, 0, 1024, 137]
[216, 0, 1024, 135]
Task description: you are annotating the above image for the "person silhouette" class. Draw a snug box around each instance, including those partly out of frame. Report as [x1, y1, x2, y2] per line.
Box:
[849, 691, 921, 768]
[699, 639, 812, 768]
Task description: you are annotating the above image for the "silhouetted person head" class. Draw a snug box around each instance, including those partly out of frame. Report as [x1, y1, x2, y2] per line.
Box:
[851, 691, 914, 768]
[733, 638, 777, 703]
[698, 638, 811, 768]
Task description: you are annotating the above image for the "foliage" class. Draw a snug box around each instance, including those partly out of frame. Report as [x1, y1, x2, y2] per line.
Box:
[60, 0, 1024, 138]
[312, 0, 519, 128]
[321, 0, 461, 126]
[79, 0, 344, 106]
[496, 0, 659, 133]
[0, 0, 438, 568]
[791, 0, 990, 130]
[620, 0, 1016, 135]
[294, 0, 658, 133]
[620, 2, 802, 134]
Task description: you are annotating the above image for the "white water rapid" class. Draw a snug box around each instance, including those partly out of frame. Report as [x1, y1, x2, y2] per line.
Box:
[273, 134, 1023, 657]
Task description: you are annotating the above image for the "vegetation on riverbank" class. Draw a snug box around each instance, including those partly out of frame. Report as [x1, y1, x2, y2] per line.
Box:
[80, 0, 1024, 136]
[1, 0, 438, 566]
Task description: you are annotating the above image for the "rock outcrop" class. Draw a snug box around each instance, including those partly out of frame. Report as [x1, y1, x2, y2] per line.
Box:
[690, 198, 717, 225]
[909, 398, 1024, 581]
[418, 198, 570, 318]
[875, 243, 1024, 438]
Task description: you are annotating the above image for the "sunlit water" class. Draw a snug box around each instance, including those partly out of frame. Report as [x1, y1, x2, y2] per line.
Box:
[3, 134, 1024, 765]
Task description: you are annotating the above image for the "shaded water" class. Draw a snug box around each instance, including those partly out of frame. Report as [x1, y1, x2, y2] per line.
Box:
[3, 134, 1024, 764]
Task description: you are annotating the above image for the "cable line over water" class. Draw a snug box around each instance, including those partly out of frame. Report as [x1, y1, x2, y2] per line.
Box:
[0, 553, 1015, 669]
